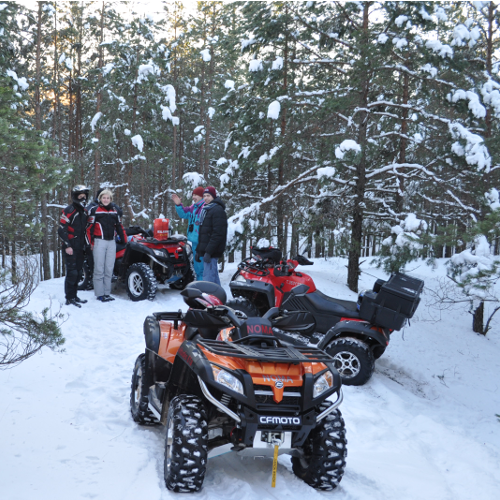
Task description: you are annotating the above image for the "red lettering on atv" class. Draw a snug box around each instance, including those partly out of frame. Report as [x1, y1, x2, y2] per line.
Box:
[178, 348, 193, 366]
[247, 324, 273, 335]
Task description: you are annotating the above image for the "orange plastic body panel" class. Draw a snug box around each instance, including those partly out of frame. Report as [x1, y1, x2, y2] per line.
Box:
[199, 345, 327, 403]
[158, 320, 186, 364]
[158, 321, 328, 404]
[153, 218, 170, 240]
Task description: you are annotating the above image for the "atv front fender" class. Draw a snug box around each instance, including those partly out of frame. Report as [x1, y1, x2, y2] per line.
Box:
[318, 320, 389, 350]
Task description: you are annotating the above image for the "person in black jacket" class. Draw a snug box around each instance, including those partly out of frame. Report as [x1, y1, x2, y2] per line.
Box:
[84, 188, 124, 289]
[58, 185, 90, 307]
[195, 186, 227, 286]
[86, 189, 127, 302]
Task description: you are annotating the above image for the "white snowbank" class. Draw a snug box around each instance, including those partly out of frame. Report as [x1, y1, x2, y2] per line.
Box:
[1, 259, 500, 500]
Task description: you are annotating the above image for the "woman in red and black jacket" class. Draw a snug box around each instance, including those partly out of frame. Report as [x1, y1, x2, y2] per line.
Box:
[86, 189, 126, 302]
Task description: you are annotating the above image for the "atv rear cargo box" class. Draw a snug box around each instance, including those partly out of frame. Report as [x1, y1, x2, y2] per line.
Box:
[359, 273, 424, 330]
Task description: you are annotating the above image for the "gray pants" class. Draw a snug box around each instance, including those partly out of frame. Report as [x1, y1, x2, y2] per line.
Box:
[93, 239, 116, 297]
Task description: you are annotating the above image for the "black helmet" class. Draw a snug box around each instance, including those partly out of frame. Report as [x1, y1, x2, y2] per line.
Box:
[71, 185, 90, 206]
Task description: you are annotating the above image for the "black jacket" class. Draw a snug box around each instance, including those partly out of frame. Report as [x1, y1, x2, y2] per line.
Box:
[86, 199, 123, 217]
[197, 197, 228, 259]
[58, 203, 87, 251]
[86, 203, 126, 244]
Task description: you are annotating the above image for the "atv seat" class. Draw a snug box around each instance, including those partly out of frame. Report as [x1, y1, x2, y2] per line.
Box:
[307, 290, 360, 319]
[185, 281, 227, 305]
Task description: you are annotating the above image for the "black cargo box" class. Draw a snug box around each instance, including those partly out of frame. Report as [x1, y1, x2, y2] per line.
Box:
[359, 273, 424, 330]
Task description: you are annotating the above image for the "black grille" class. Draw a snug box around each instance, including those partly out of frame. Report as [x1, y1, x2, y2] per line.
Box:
[253, 385, 301, 411]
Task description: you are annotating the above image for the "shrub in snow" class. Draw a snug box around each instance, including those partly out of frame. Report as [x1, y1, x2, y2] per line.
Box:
[375, 214, 428, 273]
[0, 264, 64, 368]
[447, 233, 500, 335]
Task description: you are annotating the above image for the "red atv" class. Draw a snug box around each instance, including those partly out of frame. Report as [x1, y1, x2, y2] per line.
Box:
[228, 246, 424, 385]
[79, 218, 194, 300]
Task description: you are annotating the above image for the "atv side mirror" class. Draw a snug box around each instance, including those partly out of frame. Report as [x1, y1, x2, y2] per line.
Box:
[181, 288, 203, 299]
[290, 284, 309, 296]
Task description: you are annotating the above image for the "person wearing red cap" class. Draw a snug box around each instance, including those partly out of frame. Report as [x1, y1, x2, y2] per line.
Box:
[171, 187, 205, 280]
[195, 186, 228, 286]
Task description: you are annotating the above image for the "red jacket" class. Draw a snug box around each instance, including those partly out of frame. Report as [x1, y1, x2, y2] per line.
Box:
[86, 203, 126, 245]
[58, 204, 87, 250]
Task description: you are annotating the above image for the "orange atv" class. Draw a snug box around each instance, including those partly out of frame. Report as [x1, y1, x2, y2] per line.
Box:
[130, 282, 347, 493]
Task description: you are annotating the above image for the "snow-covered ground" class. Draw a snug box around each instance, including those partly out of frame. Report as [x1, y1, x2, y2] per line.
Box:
[1, 258, 499, 500]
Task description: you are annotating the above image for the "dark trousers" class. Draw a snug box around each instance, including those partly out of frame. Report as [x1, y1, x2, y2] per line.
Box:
[64, 249, 84, 300]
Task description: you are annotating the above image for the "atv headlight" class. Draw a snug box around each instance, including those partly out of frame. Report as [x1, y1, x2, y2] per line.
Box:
[153, 249, 165, 257]
[313, 370, 334, 398]
[211, 365, 244, 395]
[233, 274, 246, 283]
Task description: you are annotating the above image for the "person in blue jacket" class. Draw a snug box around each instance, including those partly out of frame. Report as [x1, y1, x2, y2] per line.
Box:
[171, 187, 205, 280]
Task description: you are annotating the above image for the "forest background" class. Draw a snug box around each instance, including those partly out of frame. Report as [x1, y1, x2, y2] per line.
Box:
[1, 0, 500, 295]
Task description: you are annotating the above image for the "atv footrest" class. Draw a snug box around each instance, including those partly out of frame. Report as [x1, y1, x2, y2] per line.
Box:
[197, 340, 335, 364]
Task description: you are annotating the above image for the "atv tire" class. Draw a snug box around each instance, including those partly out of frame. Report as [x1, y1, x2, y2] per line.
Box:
[226, 297, 260, 318]
[164, 395, 208, 493]
[291, 403, 347, 490]
[77, 260, 92, 291]
[130, 354, 160, 425]
[326, 337, 375, 386]
[126, 262, 158, 301]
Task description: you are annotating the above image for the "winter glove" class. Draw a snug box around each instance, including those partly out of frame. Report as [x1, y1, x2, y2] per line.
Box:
[195, 252, 201, 263]
[203, 253, 212, 264]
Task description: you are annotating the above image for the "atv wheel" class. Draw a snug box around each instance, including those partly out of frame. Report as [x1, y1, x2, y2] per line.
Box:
[226, 297, 260, 318]
[130, 354, 160, 425]
[126, 263, 158, 301]
[326, 337, 375, 386]
[164, 395, 208, 492]
[77, 260, 92, 290]
[291, 403, 347, 490]
[169, 264, 194, 290]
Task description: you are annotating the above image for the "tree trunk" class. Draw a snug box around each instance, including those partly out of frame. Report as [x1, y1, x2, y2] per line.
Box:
[94, 2, 105, 189]
[35, 3, 51, 281]
[347, 2, 370, 293]
[473, 301, 485, 334]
